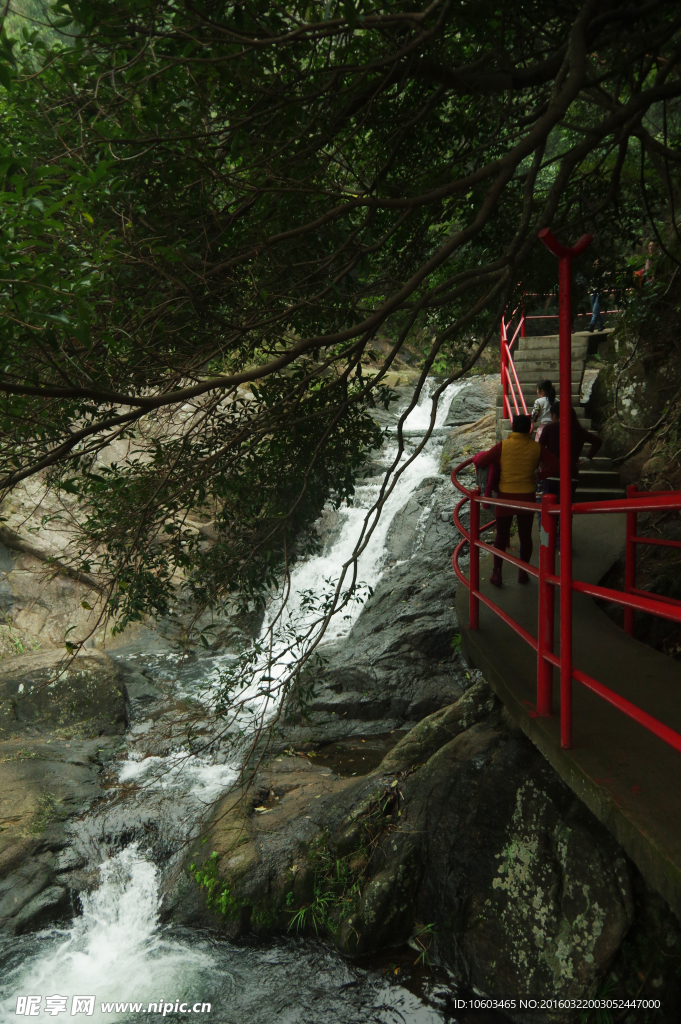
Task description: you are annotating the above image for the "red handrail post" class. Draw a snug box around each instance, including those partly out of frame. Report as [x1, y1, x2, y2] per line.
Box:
[469, 489, 481, 630]
[500, 319, 509, 421]
[538, 228, 592, 750]
[537, 492, 557, 715]
[520, 301, 526, 338]
[624, 483, 638, 636]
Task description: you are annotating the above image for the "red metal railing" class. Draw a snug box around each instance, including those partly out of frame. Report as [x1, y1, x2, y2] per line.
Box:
[500, 312, 528, 421]
[451, 463, 681, 756]
[623, 482, 681, 634]
[454, 227, 681, 757]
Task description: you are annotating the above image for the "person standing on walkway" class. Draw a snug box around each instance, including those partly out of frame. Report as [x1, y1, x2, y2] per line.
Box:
[475, 414, 556, 587]
[539, 401, 602, 501]
[531, 379, 555, 441]
[587, 288, 604, 332]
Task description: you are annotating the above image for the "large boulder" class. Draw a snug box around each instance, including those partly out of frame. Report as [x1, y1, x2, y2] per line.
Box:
[281, 476, 470, 745]
[0, 650, 126, 933]
[171, 685, 635, 1022]
[444, 377, 499, 427]
[0, 649, 127, 741]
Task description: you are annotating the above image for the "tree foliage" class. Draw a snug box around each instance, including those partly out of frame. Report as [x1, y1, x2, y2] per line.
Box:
[0, 0, 680, 635]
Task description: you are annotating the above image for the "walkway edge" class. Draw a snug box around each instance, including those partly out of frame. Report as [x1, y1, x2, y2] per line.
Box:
[457, 582, 681, 921]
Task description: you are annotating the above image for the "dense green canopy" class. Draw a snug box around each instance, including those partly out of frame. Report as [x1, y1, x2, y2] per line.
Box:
[1, 0, 680, 637]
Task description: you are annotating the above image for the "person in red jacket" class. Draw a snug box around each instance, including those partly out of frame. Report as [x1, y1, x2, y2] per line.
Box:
[539, 402, 602, 501]
[476, 414, 557, 587]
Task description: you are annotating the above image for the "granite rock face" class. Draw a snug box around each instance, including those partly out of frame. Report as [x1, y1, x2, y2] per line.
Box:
[173, 684, 635, 1023]
[444, 377, 499, 427]
[0, 650, 126, 933]
[0, 649, 126, 741]
[283, 475, 471, 745]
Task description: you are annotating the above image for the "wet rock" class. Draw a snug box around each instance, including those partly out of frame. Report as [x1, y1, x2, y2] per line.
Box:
[0, 649, 126, 741]
[0, 649, 126, 932]
[444, 377, 499, 427]
[440, 412, 496, 476]
[174, 693, 633, 1021]
[282, 477, 470, 745]
[0, 734, 120, 932]
[12, 884, 70, 934]
[379, 678, 495, 772]
[117, 661, 162, 706]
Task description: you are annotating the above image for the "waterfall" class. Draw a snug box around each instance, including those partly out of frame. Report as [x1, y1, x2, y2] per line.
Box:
[0, 378, 463, 1020]
[0, 847, 216, 1022]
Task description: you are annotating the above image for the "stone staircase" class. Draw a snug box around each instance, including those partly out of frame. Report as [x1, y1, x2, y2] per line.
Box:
[496, 331, 624, 501]
[575, 454, 624, 503]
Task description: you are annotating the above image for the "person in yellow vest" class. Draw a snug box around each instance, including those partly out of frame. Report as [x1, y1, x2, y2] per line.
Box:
[476, 414, 558, 587]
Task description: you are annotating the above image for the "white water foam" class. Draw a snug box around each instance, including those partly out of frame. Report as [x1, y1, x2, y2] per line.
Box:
[115, 379, 462, 805]
[33, 378, 462, 1014]
[224, 377, 463, 694]
[0, 847, 215, 1023]
[117, 751, 237, 802]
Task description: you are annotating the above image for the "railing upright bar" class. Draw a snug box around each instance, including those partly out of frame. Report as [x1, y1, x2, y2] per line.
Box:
[539, 227, 593, 750]
[470, 491, 480, 630]
[504, 363, 520, 415]
[501, 319, 509, 425]
[507, 347, 529, 414]
[624, 483, 638, 636]
[537, 492, 557, 715]
[559, 255, 573, 747]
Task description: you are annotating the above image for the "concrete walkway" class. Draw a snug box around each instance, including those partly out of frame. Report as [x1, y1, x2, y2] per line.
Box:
[456, 511, 681, 919]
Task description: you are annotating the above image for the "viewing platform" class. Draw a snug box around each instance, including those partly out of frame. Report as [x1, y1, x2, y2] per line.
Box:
[456, 235, 681, 920]
[455, 511, 681, 920]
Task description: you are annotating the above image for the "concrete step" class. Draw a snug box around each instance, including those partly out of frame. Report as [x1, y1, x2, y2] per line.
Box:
[516, 341, 588, 357]
[574, 486, 626, 502]
[515, 379, 581, 392]
[512, 362, 581, 374]
[590, 456, 614, 471]
[499, 382, 581, 394]
[513, 353, 586, 363]
[517, 390, 581, 403]
[577, 469, 623, 488]
[513, 364, 585, 380]
[514, 332, 596, 343]
[497, 394, 583, 408]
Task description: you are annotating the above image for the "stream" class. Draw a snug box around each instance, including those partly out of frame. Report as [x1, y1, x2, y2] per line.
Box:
[0, 378, 491, 1024]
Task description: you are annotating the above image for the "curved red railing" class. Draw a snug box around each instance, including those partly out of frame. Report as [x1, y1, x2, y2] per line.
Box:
[451, 458, 681, 756]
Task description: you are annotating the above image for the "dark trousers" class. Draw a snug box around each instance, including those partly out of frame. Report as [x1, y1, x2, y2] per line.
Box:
[493, 514, 534, 573]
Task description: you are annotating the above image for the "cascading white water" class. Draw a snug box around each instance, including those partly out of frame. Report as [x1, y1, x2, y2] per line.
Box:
[1, 378, 465, 1021]
[266, 376, 462, 646]
[0, 841, 455, 1022]
[120, 377, 464, 782]
[0, 847, 217, 1023]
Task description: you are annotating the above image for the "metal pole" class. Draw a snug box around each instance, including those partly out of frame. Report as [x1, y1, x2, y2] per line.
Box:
[469, 489, 480, 630]
[624, 483, 638, 636]
[558, 254, 574, 747]
[499, 315, 503, 419]
[538, 229, 592, 750]
[537, 492, 557, 715]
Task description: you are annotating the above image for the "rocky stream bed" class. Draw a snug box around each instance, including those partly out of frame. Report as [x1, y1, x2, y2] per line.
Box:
[0, 375, 679, 1024]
